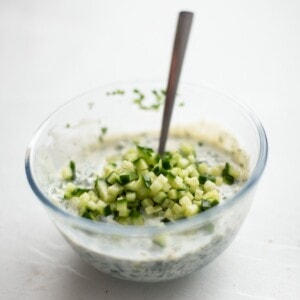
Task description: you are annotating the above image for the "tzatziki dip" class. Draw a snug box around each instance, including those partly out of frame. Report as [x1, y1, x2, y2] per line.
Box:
[48, 128, 249, 281]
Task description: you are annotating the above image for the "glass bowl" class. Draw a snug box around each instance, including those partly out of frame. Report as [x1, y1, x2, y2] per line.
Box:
[25, 81, 268, 282]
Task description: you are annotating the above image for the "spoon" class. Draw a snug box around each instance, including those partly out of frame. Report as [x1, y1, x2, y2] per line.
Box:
[158, 11, 194, 154]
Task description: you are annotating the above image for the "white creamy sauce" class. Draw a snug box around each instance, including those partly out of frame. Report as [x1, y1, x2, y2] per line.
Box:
[49, 131, 249, 281]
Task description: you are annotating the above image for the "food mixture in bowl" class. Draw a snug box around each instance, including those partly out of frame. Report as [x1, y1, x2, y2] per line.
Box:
[46, 125, 250, 281]
[53, 130, 249, 226]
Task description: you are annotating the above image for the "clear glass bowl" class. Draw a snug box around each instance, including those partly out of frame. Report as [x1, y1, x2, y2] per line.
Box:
[25, 81, 268, 282]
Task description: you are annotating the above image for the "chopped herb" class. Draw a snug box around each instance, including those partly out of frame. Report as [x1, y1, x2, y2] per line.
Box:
[105, 87, 185, 111]
[106, 89, 125, 96]
[150, 103, 160, 110]
[152, 89, 164, 102]
[132, 88, 165, 111]
[69, 160, 76, 181]
[66, 123, 70, 128]
[99, 127, 108, 142]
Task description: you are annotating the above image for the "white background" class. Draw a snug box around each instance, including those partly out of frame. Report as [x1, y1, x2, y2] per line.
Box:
[1, 1, 300, 299]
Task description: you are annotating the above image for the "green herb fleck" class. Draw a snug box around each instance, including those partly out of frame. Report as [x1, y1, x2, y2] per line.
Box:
[99, 126, 108, 143]
[106, 89, 125, 96]
[133, 89, 164, 111]
[69, 160, 76, 181]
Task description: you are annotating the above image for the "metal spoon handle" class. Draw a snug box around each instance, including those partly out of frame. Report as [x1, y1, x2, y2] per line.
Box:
[158, 11, 194, 154]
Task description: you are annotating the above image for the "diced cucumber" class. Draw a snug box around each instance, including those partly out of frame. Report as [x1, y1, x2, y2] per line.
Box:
[168, 189, 178, 200]
[87, 201, 97, 211]
[153, 235, 167, 247]
[197, 162, 208, 174]
[96, 200, 111, 216]
[201, 199, 218, 211]
[62, 140, 241, 225]
[202, 190, 220, 201]
[95, 177, 109, 202]
[153, 191, 167, 204]
[150, 177, 164, 195]
[130, 209, 144, 225]
[203, 180, 216, 192]
[215, 176, 223, 186]
[121, 160, 135, 171]
[106, 171, 120, 185]
[194, 189, 204, 200]
[184, 204, 199, 217]
[222, 162, 239, 185]
[123, 148, 139, 162]
[161, 198, 170, 209]
[142, 174, 152, 188]
[107, 183, 123, 202]
[117, 199, 130, 217]
[168, 175, 184, 189]
[82, 210, 98, 221]
[145, 205, 162, 215]
[103, 163, 116, 177]
[161, 157, 172, 170]
[199, 174, 216, 185]
[61, 160, 76, 181]
[134, 157, 148, 171]
[141, 198, 154, 208]
[180, 143, 195, 156]
[185, 191, 194, 200]
[134, 176, 149, 198]
[172, 203, 183, 215]
[125, 191, 136, 202]
[118, 174, 131, 184]
[209, 165, 222, 177]
[114, 216, 131, 225]
[179, 195, 192, 207]
[145, 205, 155, 215]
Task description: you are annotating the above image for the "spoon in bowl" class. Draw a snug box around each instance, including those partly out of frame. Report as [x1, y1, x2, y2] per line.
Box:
[158, 11, 194, 155]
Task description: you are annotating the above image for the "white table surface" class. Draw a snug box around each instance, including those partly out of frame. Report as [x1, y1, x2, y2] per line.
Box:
[1, 1, 300, 299]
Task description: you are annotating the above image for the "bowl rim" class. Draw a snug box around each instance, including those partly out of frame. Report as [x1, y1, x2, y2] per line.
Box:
[25, 81, 268, 237]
